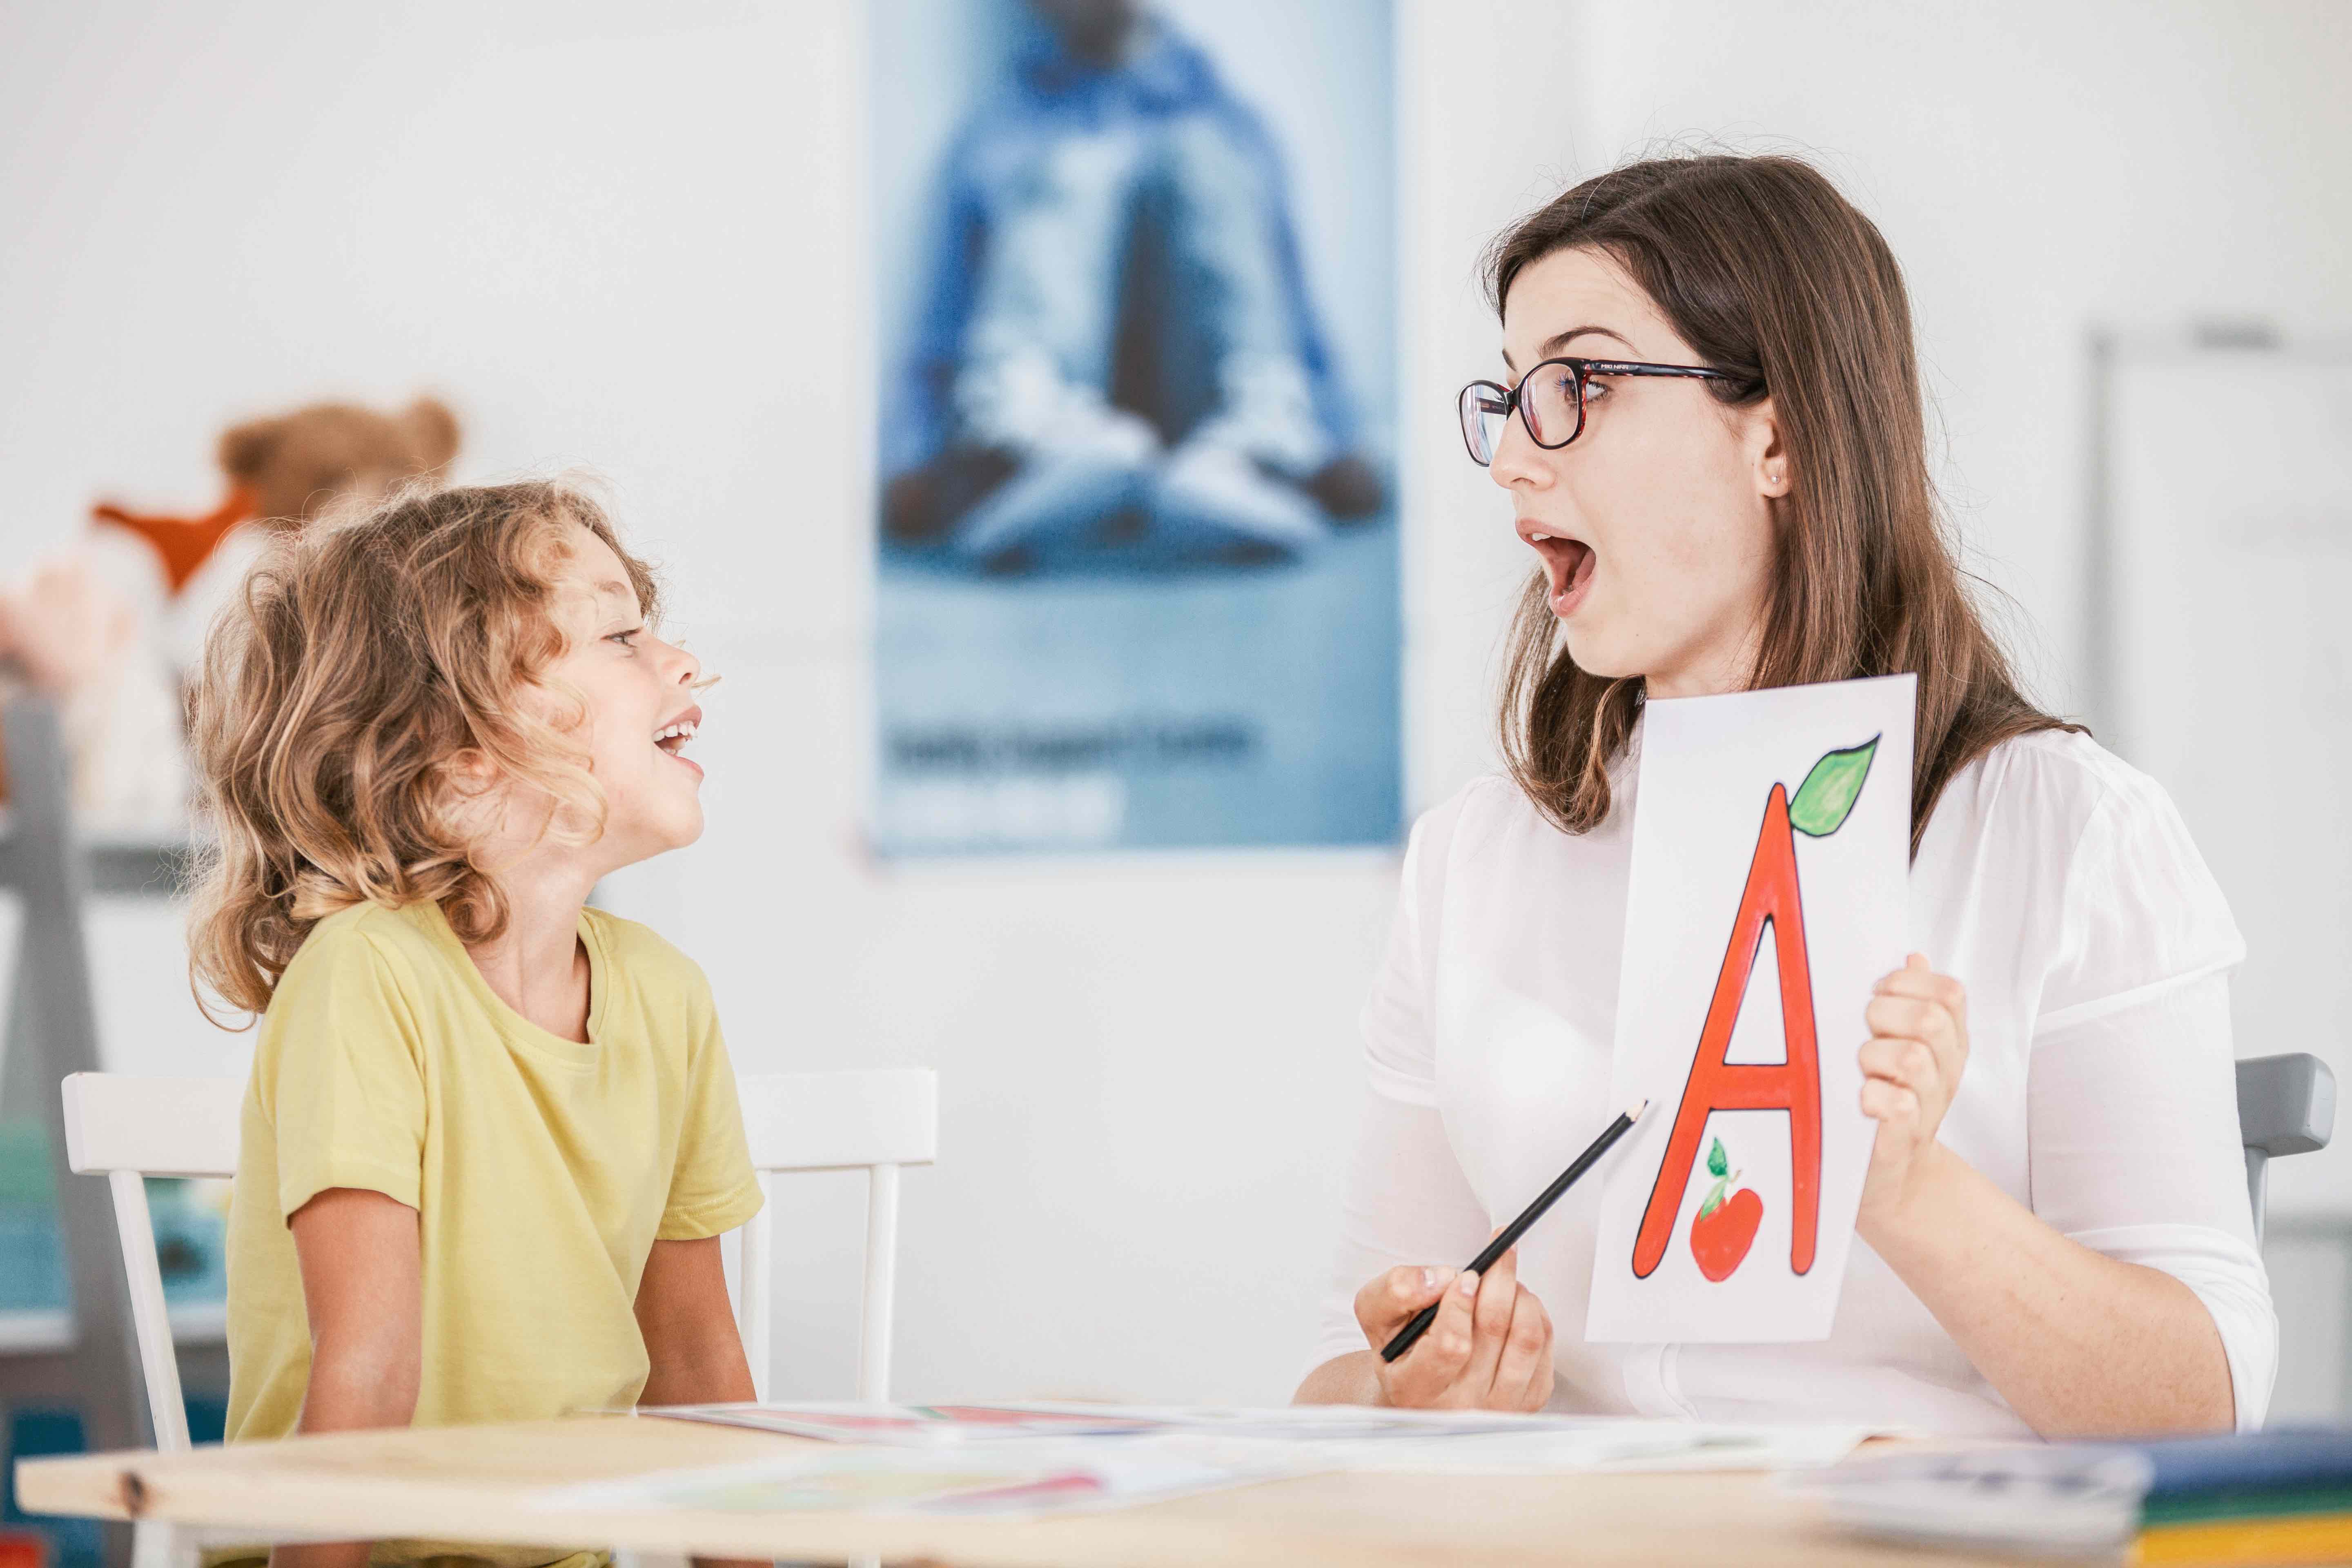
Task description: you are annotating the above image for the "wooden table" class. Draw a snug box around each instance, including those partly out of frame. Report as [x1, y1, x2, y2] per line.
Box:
[14, 1414, 2054, 1566]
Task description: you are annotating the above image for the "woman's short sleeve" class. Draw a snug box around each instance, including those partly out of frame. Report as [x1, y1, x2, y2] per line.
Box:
[255, 930, 428, 1220]
[2026, 755, 2272, 1429]
[2035, 764, 2246, 1030]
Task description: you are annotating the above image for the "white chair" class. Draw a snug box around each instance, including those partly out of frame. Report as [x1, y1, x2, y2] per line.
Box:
[60, 1071, 246, 1568]
[729, 1069, 939, 1401]
[58, 1073, 244, 1455]
[62, 1068, 937, 1565]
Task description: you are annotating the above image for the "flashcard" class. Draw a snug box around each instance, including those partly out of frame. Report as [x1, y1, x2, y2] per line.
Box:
[1585, 675, 1913, 1343]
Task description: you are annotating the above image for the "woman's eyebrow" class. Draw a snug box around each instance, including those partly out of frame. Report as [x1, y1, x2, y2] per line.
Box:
[1540, 325, 1638, 356]
[1503, 324, 1639, 376]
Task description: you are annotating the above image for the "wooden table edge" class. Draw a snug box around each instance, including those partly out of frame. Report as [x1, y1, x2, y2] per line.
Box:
[11, 1413, 2062, 1568]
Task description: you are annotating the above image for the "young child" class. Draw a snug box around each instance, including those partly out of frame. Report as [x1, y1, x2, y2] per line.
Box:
[189, 481, 763, 1568]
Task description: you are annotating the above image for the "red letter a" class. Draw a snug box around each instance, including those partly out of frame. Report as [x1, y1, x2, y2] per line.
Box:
[1630, 784, 1823, 1279]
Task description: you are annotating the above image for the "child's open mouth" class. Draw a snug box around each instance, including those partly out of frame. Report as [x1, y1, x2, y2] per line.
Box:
[654, 706, 704, 777]
[1521, 525, 1597, 616]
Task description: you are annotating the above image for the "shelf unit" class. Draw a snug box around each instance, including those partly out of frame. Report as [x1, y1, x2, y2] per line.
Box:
[0, 693, 200, 1568]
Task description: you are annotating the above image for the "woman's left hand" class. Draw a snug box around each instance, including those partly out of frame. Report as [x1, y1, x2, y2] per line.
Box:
[1856, 952, 1969, 1230]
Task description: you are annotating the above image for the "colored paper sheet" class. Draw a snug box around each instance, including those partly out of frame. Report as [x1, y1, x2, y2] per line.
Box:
[532, 1437, 1300, 1520]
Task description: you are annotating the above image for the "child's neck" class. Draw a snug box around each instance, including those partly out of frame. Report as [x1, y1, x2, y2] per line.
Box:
[463, 855, 601, 1045]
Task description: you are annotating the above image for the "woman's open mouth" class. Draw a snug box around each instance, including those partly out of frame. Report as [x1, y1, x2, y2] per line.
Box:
[1523, 528, 1597, 617]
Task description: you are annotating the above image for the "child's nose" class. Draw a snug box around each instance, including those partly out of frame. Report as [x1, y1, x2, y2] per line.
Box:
[662, 638, 701, 684]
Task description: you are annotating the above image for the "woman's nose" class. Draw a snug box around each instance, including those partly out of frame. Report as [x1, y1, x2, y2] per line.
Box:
[1486, 410, 1547, 490]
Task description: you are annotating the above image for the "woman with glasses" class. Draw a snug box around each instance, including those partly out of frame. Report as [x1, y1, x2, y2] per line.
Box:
[1296, 154, 2269, 1437]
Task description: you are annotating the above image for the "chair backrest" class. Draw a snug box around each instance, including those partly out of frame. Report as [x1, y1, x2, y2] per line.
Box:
[2238, 1052, 2336, 1244]
[731, 1069, 938, 1403]
[59, 1073, 243, 1454]
[62, 1066, 939, 1457]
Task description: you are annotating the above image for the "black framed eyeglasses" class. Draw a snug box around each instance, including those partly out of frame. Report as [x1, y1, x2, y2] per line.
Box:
[1457, 357, 1738, 466]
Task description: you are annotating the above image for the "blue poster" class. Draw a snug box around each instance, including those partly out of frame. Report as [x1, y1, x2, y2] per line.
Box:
[871, 0, 1400, 854]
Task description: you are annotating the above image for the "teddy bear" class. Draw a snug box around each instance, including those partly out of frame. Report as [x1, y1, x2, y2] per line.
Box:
[0, 395, 460, 829]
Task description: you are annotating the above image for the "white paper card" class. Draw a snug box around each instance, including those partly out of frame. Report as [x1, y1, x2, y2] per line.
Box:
[1585, 675, 1913, 1343]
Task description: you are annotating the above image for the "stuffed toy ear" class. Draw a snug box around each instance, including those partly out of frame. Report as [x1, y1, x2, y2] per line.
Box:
[401, 396, 462, 472]
[218, 417, 282, 481]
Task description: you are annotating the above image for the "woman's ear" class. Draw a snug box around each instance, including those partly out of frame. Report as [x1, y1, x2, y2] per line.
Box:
[1748, 397, 1793, 500]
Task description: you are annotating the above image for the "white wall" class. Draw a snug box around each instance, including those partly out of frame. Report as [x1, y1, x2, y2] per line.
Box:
[1566, 0, 2352, 711]
[0, 0, 1539, 1404]
[4, 0, 2348, 1406]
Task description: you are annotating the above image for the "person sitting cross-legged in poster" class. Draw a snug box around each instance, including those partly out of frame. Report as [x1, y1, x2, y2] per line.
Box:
[1296, 154, 2271, 1439]
[881, 0, 1383, 573]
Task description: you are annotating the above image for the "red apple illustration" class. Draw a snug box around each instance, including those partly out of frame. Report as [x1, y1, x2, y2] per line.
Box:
[1633, 736, 1878, 1283]
[1690, 1136, 1762, 1282]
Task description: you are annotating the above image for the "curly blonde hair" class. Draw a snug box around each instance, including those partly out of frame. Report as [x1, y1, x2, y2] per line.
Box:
[187, 479, 660, 1022]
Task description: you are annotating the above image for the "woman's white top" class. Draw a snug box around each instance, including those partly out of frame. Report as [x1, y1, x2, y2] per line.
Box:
[1312, 727, 2274, 1436]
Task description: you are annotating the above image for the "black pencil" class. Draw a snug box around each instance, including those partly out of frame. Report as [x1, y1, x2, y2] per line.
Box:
[1379, 1099, 1648, 1364]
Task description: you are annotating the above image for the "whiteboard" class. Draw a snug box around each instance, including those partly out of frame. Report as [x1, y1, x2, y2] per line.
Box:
[2104, 342, 2352, 1215]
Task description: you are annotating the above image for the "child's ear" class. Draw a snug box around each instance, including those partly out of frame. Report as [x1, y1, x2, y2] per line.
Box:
[441, 746, 498, 788]
[433, 749, 509, 819]
[432, 748, 510, 849]
[218, 416, 283, 483]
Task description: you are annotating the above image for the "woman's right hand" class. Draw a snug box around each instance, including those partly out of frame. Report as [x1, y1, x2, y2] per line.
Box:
[1353, 1244, 1555, 1411]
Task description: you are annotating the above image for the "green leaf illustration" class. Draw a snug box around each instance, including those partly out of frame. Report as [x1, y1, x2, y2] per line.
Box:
[1697, 1177, 1727, 1222]
[1706, 1136, 1728, 1178]
[1789, 735, 1880, 837]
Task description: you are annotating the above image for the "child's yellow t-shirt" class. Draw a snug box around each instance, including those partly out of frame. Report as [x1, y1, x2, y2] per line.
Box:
[223, 897, 763, 1456]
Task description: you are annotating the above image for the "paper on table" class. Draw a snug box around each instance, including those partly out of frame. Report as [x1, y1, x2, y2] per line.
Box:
[950, 1401, 1601, 1442]
[529, 1436, 1307, 1519]
[609, 1404, 1878, 1514]
[968, 1405, 1876, 1469]
[1330, 1421, 1878, 1475]
[636, 1402, 1171, 1445]
[637, 1400, 1583, 1446]
[1586, 675, 1914, 1344]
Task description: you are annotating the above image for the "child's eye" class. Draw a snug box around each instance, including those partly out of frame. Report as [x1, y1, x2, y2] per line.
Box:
[607, 628, 643, 650]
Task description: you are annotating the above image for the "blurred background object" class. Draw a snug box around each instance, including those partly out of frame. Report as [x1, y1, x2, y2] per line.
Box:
[0, 394, 460, 830]
[881, 0, 1385, 566]
[0, 393, 460, 1568]
[871, 0, 1401, 855]
[2091, 329, 2352, 1419]
[1, 10, 2349, 1558]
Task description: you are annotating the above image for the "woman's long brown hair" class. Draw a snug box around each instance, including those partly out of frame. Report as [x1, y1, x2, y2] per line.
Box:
[1487, 154, 2077, 853]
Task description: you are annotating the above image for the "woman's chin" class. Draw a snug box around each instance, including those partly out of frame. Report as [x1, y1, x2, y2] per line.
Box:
[1557, 620, 1635, 681]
